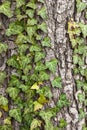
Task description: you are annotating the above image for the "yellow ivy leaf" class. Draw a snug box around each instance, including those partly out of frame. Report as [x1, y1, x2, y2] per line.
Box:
[34, 101, 43, 111]
[38, 95, 48, 104]
[4, 117, 11, 125]
[0, 105, 9, 112]
[0, 111, 2, 118]
[31, 83, 39, 90]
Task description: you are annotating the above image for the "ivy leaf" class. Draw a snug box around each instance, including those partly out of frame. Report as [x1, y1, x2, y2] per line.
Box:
[0, 1, 13, 18]
[35, 62, 47, 71]
[26, 9, 35, 18]
[27, 26, 37, 38]
[79, 109, 86, 119]
[42, 37, 51, 47]
[73, 54, 79, 64]
[16, 0, 25, 8]
[37, 86, 52, 99]
[9, 109, 22, 123]
[57, 94, 69, 109]
[33, 101, 43, 111]
[26, 2, 36, 9]
[0, 43, 8, 54]
[18, 44, 29, 54]
[38, 95, 48, 104]
[30, 119, 42, 130]
[38, 7, 47, 19]
[30, 45, 41, 52]
[34, 52, 45, 62]
[76, 0, 87, 13]
[4, 117, 11, 125]
[76, 80, 84, 89]
[52, 76, 62, 88]
[0, 105, 8, 112]
[0, 71, 6, 85]
[6, 87, 20, 100]
[16, 34, 28, 44]
[6, 21, 24, 36]
[19, 84, 29, 92]
[59, 118, 67, 128]
[78, 93, 85, 102]
[79, 23, 87, 38]
[27, 19, 37, 26]
[38, 0, 44, 3]
[39, 71, 50, 81]
[0, 125, 12, 130]
[31, 82, 39, 90]
[46, 59, 58, 73]
[0, 95, 8, 106]
[38, 22, 47, 33]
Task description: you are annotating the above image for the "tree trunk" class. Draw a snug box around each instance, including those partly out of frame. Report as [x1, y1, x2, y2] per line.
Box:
[0, 0, 87, 130]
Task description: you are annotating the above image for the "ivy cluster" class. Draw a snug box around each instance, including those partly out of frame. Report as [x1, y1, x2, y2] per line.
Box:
[68, 0, 87, 129]
[0, 0, 69, 130]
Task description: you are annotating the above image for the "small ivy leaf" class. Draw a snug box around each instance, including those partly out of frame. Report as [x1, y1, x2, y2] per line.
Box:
[27, 19, 37, 26]
[26, 2, 36, 9]
[76, 0, 87, 13]
[9, 109, 22, 123]
[0, 43, 8, 54]
[73, 54, 79, 64]
[57, 94, 69, 109]
[78, 93, 85, 103]
[6, 22, 24, 36]
[38, 94, 48, 104]
[18, 44, 29, 54]
[4, 117, 11, 125]
[38, 0, 44, 3]
[16, 34, 28, 44]
[52, 76, 62, 88]
[31, 82, 39, 90]
[76, 80, 84, 89]
[59, 118, 67, 128]
[16, 0, 25, 8]
[23, 65, 32, 75]
[0, 105, 8, 112]
[79, 109, 86, 120]
[0, 95, 8, 106]
[38, 7, 47, 19]
[42, 37, 51, 47]
[38, 22, 47, 33]
[79, 23, 87, 38]
[34, 52, 45, 62]
[27, 26, 37, 38]
[30, 45, 42, 52]
[46, 59, 58, 73]
[30, 119, 42, 130]
[35, 62, 47, 71]
[0, 125, 12, 130]
[16, 14, 27, 21]
[39, 71, 50, 81]
[19, 84, 29, 92]
[6, 87, 20, 100]
[0, 71, 6, 85]
[37, 86, 52, 99]
[26, 9, 35, 18]
[33, 101, 43, 111]
[0, 1, 13, 18]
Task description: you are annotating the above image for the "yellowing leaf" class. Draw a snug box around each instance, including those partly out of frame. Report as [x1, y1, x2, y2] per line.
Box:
[30, 119, 42, 130]
[34, 101, 43, 111]
[0, 111, 2, 118]
[31, 83, 39, 90]
[4, 117, 11, 125]
[38, 95, 48, 104]
[0, 105, 9, 112]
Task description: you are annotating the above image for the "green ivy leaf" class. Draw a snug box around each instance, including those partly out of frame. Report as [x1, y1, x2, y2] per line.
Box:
[59, 118, 67, 128]
[27, 26, 37, 38]
[16, 0, 25, 8]
[52, 76, 62, 88]
[9, 109, 22, 123]
[27, 19, 37, 26]
[34, 52, 45, 62]
[46, 59, 58, 73]
[79, 23, 87, 38]
[37, 86, 52, 99]
[79, 109, 86, 120]
[73, 54, 79, 64]
[6, 87, 20, 100]
[26, 2, 36, 9]
[78, 93, 85, 103]
[0, 125, 12, 130]
[30, 119, 42, 130]
[38, 0, 44, 3]
[38, 71, 50, 81]
[38, 22, 47, 33]
[26, 9, 35, 18]
[19, 84, 29, 92]
[76, 0, 87, 12]
[0, 1, 13, 18]
[16, 34, 29, 44]
[0, 71, 6, 85]
[0, 43, 8, 54]
[38, 7, 47, 19]
[30, 45, 42, 52]
[6, 21, 24, 36]
[35, 62, 47, 71]
[18, 44, 29, 54]
[0, 95, 8, 106]
[42, 37, 51, 47]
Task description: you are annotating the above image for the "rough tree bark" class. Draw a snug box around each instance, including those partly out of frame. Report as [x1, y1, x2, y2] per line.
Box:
[0, 0, 87, 130]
